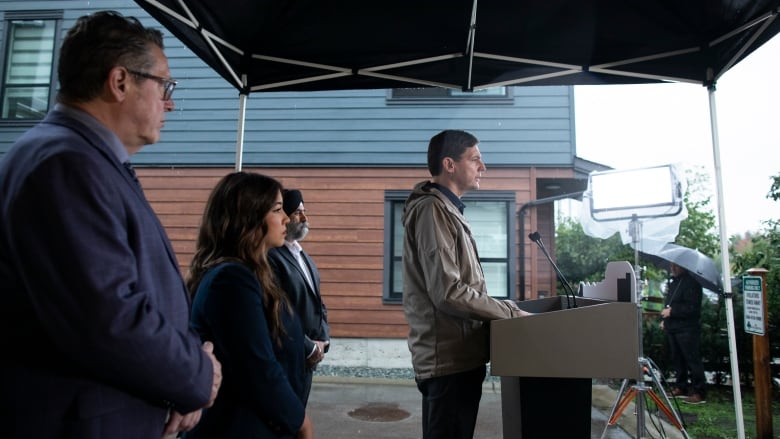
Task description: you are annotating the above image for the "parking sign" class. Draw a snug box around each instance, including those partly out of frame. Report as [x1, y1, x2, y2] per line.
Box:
[743, 276, 765, 336]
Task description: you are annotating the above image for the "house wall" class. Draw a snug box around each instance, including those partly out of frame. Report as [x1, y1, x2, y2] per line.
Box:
[0, 0, 580, 342]
[0, 1, 577, 169]
[138, 166, 567, 339]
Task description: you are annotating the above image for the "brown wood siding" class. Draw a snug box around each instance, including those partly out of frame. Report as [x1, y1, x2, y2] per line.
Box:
[137, 166, 571, 339]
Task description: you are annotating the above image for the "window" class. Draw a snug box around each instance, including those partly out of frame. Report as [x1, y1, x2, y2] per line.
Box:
[383, 190, 516, 303]
[388, 86, 513, 105]
[1, 11, 62, 121]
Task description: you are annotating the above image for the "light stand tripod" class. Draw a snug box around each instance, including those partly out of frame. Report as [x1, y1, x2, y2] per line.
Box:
[601, 216, 690, 439]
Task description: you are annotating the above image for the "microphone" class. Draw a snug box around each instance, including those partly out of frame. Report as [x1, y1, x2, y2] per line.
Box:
[528, 231, 578, 308]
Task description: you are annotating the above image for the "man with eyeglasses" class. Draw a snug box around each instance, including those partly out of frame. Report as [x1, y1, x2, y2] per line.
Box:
[0, 10, 220, 439]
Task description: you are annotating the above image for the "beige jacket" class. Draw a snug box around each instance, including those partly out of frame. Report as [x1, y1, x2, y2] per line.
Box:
[402, 181, 519, 380]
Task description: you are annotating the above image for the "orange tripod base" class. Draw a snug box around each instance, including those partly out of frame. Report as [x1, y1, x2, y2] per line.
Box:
[608, 387, 684, 430]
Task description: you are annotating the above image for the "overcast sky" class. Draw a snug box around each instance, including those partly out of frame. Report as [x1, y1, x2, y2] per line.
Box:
[573, 34, 780, 237]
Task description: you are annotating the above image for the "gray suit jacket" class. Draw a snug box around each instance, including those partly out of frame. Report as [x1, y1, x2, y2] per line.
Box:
[0, 108, 212, 438]
[268, 245, 330, 356]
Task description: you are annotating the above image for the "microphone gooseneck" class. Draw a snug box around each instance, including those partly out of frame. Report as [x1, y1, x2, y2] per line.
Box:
[528, 231, 577, 308]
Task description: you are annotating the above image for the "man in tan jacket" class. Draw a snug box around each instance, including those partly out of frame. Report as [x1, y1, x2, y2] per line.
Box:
[402, 129, 530, 439]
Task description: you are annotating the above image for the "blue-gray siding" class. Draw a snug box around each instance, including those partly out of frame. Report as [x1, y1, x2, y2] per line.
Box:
[0, 0, 577, 168]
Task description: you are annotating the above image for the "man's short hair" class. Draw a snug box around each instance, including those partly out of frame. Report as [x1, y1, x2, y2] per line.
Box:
[427, 130, 479, 176]
[58, 10, 164, 104]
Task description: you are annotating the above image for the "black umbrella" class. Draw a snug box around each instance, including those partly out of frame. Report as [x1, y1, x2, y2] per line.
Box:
[640, 243, 722, 293]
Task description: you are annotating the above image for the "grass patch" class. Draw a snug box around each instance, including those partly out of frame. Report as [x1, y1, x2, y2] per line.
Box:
[642, 385, 779, 439]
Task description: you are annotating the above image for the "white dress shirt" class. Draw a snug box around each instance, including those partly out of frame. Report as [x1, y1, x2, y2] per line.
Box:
[284, 240, 314, 291]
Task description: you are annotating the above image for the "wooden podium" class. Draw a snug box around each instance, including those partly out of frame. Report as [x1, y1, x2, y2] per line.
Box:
[491, 261, 640, 438]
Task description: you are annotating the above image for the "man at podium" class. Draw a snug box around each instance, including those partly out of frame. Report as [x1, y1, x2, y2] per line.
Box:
[402, 129, 530, 439]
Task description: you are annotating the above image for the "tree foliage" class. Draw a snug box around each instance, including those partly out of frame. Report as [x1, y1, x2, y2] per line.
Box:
[676, 167, 719, 257]
[555, 218, 631, 287]
[727, 172, 780, 381]
[769, 174, 780, 202]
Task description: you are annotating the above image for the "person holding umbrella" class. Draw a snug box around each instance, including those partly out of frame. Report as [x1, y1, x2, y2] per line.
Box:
[661, 263, 707, 404]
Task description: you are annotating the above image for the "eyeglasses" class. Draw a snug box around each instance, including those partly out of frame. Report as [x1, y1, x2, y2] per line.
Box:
[126, 68, 177, 101]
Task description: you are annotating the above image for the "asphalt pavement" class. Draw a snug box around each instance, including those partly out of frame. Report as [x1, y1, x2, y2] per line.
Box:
[307, 377, 688, 439]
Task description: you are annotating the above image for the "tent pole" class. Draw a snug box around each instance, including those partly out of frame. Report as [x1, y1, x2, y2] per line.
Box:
[464, 0, 478, 91]
[234, 74, 248, 172]
[707, 83, 745, 439]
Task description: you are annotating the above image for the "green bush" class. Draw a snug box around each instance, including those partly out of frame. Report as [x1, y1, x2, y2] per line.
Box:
[641, 282, 778, 388]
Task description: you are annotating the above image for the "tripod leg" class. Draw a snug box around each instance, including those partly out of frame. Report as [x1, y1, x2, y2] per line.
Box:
[645, 361, 690, 439]
[605, 380, 629, 419]
[609, 387, 639, 425]
[601, 379, 631, 439]
[646, 390, 684, 430]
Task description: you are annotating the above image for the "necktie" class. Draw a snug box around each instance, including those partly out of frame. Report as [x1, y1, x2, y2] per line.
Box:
[123, 161, 141, 187]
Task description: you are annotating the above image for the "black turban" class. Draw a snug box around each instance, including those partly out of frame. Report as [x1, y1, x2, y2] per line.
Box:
[282, 189, 304, 215]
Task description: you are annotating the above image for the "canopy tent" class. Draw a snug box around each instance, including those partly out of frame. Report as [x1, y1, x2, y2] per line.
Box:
[136, 1, 780, 436]
[136, 1, 780, 93]
[135, 0, 780, 169]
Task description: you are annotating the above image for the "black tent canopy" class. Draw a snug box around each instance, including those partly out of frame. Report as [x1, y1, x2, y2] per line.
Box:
[135, 1, 780, 437]
[136, 0, 780, 93]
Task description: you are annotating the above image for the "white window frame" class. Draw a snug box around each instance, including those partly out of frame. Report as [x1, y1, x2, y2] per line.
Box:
[0, 11, 62, 122]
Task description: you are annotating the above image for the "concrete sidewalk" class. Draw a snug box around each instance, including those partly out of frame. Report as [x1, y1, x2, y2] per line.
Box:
[308, 377, 688, 438]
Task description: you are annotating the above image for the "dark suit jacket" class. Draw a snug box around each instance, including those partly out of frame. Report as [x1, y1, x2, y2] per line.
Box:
[0, 108, 213, 438]
[663, 272, 703, 333]
[268, 245, 330, 356]
[188, 262, 306, 438]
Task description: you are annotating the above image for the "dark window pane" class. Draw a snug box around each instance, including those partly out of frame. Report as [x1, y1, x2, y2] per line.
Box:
[2, 19, 56, 119]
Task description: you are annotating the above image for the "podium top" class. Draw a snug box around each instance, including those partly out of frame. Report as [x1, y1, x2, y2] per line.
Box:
[580, 261, 636, 303]
[491, 300, 640, 379]
[490, 261, 642, 380]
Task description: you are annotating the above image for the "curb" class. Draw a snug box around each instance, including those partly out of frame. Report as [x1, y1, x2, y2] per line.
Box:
[314, 375, 416, 387]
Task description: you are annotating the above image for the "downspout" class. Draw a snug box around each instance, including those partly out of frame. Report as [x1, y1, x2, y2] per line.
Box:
[518, 191, 583, 301]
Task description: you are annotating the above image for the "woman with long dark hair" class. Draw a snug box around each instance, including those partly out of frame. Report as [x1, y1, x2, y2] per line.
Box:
[185, 172, 313, 438]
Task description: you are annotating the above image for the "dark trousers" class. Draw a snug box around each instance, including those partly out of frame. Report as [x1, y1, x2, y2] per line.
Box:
[667, 330, 706, 397]
[415, 365, 486, 439]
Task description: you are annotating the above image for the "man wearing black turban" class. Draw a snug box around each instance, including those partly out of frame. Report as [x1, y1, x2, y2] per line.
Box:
[268, 189, 330, 405]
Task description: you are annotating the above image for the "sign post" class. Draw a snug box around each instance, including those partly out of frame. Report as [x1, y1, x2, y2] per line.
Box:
[744, 269, 771, 439]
